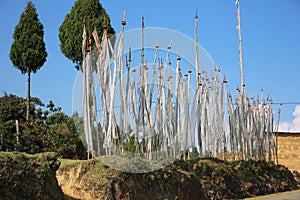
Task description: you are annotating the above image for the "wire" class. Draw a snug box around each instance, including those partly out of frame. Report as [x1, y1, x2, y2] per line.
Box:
[271, 102, 300, 105]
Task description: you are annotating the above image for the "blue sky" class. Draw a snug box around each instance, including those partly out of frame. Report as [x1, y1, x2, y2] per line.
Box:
[0, 0, 300, 131]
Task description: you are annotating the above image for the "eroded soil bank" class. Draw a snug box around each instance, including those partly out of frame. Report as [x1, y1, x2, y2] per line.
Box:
[0, 152, 298, 200]
[56, 157, 300, 200]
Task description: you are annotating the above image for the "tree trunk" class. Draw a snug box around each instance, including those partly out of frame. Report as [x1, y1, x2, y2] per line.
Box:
[26, 71, 31, 121]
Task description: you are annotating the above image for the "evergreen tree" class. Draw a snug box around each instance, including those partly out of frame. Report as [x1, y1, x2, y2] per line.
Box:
[59, 0, 115, 70]
[9, 1, 47, 121]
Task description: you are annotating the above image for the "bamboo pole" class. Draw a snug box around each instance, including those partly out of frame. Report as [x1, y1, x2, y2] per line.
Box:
[236, 0, 245, 98]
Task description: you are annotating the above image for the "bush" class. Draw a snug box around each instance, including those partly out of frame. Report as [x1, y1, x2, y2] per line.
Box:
[0, 93, 86, 159]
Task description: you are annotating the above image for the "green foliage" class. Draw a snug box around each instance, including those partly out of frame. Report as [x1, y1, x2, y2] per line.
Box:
[9, 1, 47, 74]
[46, 112, 86, 159]
[0, 120, 17, 150]
[59, 0, 115, 69]
[9, 1, 47, 121]
[149, 174, 155, 181]
[0, 92, 26, 122]
[123, 135, 136, 153]
[0, 93, 86, 159]
[0, 152, 64, 199]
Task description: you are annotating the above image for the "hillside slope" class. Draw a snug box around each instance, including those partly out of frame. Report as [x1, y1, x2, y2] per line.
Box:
[0, 152, 64, 200]
[57, 157, 299, 200]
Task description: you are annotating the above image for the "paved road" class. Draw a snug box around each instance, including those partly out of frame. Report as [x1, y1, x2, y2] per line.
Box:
[245, 190, 300, 200]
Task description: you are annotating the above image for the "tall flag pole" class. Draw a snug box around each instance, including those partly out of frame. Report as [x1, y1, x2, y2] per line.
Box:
[141, 16, 145, 66]
[194, 10, 200, 86]
[236, 0, 245, 98]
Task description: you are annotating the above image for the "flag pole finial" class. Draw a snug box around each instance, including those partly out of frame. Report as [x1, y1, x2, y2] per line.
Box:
[122, 10, 126, 26]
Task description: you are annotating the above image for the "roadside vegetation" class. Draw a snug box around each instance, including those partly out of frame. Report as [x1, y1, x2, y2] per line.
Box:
[0, 92, 86, 159]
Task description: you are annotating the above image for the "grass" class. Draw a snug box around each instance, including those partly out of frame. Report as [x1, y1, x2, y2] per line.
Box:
[59, 158, 92, 167]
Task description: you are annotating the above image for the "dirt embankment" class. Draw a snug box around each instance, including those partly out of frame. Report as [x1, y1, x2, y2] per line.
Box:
[56, 157, 299, 200]
[0, 151, 298, 200]
[0, 152, 64, 200]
